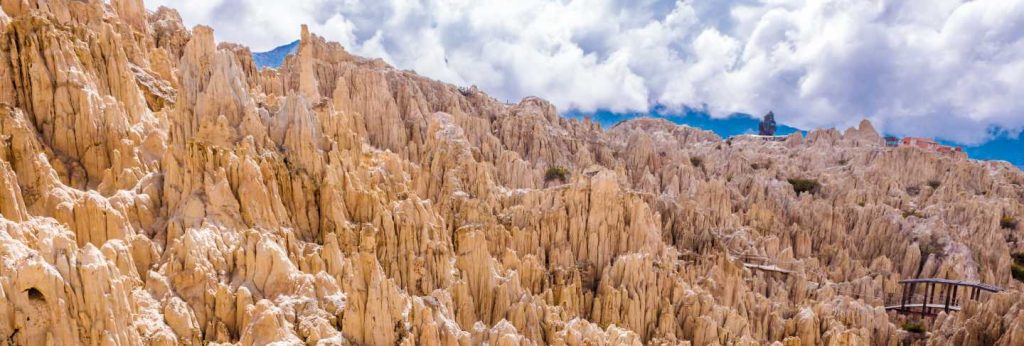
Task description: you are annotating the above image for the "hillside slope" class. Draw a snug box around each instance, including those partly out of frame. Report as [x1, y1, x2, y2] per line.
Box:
[0, 1, 1023, 345]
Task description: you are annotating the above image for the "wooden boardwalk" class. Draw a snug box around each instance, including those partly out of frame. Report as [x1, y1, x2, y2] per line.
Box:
[736, 254, 796, 275]
[729, 251, 1005, 316]
[742, 263, 793, 274]
[886, 278, 1005, 316]
[884, 303, 961, 313]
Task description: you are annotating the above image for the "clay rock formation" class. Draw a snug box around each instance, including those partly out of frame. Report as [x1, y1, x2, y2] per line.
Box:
[0, 1, 1022, 345]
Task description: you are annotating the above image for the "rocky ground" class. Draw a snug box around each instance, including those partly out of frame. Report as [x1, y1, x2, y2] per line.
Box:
[0, 0, 1022, 345]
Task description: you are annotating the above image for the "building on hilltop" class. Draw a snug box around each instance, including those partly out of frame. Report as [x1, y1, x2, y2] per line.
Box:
[902, 137, 940, 150]
[900, 137, 964, 156]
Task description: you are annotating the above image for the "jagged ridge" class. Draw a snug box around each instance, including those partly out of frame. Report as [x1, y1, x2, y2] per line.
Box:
[0, 1, 1022, 345]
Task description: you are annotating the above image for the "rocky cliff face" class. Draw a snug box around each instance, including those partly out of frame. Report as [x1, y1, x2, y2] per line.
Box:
[0, 1, 1022, 345]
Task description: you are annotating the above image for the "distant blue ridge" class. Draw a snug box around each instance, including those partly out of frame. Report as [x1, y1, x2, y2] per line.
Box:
[565, 107, 1023, 169]
[563, 107, 803, 138]
[938, 133, 1024, 169]
[253, 40, 300, 69]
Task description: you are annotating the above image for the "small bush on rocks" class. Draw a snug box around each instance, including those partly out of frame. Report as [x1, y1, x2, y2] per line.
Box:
[1001, 216, 1018, 230]
[545, 166, 570, 183]
[690, 157, 704, 168]
[788, 178, 821, 195]
[901, 322, 926, 334]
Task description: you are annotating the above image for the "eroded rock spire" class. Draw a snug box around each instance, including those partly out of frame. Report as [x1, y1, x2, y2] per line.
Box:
[0, 1, 1021, 345]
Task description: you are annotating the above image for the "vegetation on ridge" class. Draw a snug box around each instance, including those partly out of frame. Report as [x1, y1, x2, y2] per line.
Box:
[1012, 253, 1024, 283]
[1001, 216, 1018, 230]
[902, 322, 926, 334]
[545, 166, 570, 183]
[788, 178, 821, 195]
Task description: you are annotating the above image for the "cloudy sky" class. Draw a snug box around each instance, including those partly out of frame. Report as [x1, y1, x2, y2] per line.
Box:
[147, 0, 1024, 144]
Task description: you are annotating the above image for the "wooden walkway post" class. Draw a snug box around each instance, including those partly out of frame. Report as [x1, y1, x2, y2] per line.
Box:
[901, 282, 914, 311]
[946, 284, 954, 307]
[887, 279, 1006, 316]
[944, 285, 956, 313]
[923, 282, 933, 316]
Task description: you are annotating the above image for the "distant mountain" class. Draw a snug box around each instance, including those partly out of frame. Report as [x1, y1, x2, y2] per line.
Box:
[565, 107, 1023, 168]
[563, 107, 802, 138]
[253, 40, 299, 69]
[945, 133, 1024, 169]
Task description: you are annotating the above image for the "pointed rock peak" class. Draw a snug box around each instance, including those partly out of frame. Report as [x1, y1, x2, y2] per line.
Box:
[301, 24, 311, 43]
[177, 25, 220, 110]
[841, 118, 883, 145]
[298, 26, 320, 100]
[858, 119, 878, 134]
[854, 119, 881, 139]
[297, 24, 317, 58]
[188, 25, 216, 55]
[181, 26, 217, 70]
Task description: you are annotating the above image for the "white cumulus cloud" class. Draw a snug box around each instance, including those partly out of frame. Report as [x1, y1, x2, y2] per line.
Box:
[146, 0, 1024, 144]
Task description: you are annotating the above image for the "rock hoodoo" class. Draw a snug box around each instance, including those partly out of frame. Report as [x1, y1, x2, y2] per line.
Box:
[0, 1, 1022, 345]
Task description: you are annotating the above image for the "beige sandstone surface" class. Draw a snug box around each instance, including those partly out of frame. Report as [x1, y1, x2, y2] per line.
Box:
[0, 1, 1023, 345]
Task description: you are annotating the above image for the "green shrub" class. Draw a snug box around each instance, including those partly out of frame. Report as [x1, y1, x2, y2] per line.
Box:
[901, 322, 926, 334]
[1012, 254, 1024, 283]
[1001, 216, 1018, 230]
[545, 166, 570, 183]
[838, 158, 849, 166]
[927, 180, 941, 189]
[788, 178, 821, 195]
[1012, 262, 1024, 283]
[690, 157, 704, 168]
